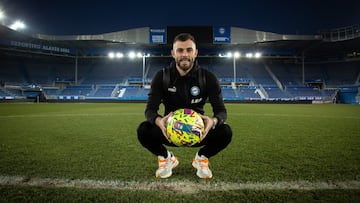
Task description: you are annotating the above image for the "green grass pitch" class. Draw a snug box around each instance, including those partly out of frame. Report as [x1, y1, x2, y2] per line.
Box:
[0, 102, 359, 202]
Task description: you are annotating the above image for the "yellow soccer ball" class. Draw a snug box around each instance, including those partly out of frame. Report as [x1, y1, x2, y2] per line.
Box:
[166, 108, 204, 147]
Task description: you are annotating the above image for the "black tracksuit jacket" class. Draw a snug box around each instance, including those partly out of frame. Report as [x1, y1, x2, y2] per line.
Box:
[145, 61, 227, 127]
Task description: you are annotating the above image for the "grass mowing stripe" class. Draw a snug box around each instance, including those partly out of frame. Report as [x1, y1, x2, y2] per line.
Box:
[0, 112, 143, 118]
[230, 113, 360, 120]
[0, 112, 358, 119]
[1, 176, 359, 193]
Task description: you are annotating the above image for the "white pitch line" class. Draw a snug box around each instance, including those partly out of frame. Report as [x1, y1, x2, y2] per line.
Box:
[0, 176, 359, 193]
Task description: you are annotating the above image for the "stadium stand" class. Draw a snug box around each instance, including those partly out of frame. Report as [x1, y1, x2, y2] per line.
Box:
[0, 24, 359, 103]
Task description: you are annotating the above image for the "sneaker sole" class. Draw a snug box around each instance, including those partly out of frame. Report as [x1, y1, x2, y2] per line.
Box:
[196, 171, 212, 179]
[156, 159, 179, 179]
[192, 161, 212, 179]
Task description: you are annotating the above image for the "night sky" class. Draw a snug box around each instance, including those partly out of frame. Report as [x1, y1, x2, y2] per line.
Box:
[0, 0, 359, 35]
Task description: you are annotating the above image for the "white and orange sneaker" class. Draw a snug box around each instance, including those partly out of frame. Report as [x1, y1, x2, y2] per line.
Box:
[156, 151, 179, 178]
[192, 153, 213, 179]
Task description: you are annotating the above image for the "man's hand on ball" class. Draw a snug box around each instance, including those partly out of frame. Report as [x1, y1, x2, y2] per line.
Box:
[199, 115, 216, 141]
[155, 113, 173, 143]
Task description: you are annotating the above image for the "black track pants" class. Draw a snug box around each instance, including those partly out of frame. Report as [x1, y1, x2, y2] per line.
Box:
[137, 121, 232, 158]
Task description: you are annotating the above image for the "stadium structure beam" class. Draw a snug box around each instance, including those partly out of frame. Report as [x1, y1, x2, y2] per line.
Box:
[75, 54, 78, 85]
[142, 54, 145, 87]
[233, 56, 236, 84]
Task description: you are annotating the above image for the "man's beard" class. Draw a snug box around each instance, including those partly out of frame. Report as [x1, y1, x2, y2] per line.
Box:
[176, 58, 194, 72]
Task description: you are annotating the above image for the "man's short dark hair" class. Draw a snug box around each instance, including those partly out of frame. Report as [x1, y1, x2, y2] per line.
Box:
[173, 33, 196, 44]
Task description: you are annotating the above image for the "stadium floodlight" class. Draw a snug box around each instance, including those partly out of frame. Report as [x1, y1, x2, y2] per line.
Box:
[234, 51, 241, 58]
[254, 52, 262, 58]
[128, 51, 136, 59]
[245, 53, 253, 58]
[108, 52, 115, 59]
[116, 52, 124, 58]
[136, 52, 143, 58]
[108, 52, 125, 59]
[0, 10, 4, 26]
[9, 20, 25, 30]
[0, 10, 4, 20]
